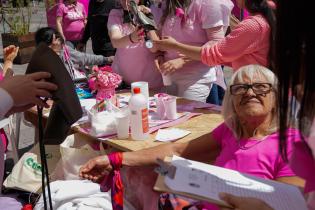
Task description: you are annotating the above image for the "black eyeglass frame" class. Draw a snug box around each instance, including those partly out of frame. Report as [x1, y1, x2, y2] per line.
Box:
[230, 83, 273, 96]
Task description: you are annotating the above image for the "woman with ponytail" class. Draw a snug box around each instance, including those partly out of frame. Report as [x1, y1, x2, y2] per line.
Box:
[154, 0, 277, 71]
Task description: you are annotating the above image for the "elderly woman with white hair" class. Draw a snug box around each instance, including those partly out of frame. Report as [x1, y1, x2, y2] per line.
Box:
[80, 65, 304, 209]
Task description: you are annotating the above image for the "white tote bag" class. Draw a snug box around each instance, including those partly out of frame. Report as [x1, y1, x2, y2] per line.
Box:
[56, 133, 109, 180]
[3, 144, 60, 192]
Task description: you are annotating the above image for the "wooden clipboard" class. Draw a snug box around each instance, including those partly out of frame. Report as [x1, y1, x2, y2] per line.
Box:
[153, 157, 232, 208]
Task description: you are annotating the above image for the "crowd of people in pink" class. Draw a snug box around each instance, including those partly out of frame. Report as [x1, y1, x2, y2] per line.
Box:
[0, 0, 314, 209]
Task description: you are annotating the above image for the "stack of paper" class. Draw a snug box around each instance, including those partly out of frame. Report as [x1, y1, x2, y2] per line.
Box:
[158, 156, 307, 210]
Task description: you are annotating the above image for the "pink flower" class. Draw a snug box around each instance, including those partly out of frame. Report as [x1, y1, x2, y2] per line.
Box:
[88, 65, 122, 91]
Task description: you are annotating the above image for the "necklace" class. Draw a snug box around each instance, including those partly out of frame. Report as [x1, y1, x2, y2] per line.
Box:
[237, 135, 269, 150]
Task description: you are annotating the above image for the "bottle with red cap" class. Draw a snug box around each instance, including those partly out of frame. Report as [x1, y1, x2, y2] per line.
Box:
[129, 87, 149, 140]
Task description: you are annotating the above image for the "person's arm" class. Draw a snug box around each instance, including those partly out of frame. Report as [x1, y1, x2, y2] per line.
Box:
[0, 88, 13, 120]
[81, 18, 90, 44]
[69, 47, 112, 67]
[56, 4, 66, 41]
[109, 25, 144, 48]
[200, 18, 266, 68]
[153, 26, 225, 61]
[147, 30, 160, 53]
[219, 193, 274, 210]
[275, 176, 305, 188]
[0, 72, 58, 118]
[56, 16, 66, 41]
[80, 132, 220, 181]
[2, 45, 19, 76]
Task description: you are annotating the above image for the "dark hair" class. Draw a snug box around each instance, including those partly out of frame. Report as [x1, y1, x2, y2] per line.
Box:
[274, 0, 315, 160]
[245, 0, 276, 70]
[35, 27, 64, 46]
[159, 0, 191, 27]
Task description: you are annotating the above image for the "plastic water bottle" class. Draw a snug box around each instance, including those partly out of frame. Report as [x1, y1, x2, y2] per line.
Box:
[129, 87, 149, 140]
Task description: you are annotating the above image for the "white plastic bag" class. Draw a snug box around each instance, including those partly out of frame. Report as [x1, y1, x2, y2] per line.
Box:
[89, 111, 117, 137]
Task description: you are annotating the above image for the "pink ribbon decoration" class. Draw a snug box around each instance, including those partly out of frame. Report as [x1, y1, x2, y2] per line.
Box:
[100, 152, 124, 210]
[175, 7, 187, 26]
[175, 7, 185, 18]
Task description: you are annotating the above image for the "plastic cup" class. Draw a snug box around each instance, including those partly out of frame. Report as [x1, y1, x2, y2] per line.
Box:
[154, 93, 168, 120]
[115, 109, 130, 139]
[162, 74, 172, 86]
[163, 96, 177, 120]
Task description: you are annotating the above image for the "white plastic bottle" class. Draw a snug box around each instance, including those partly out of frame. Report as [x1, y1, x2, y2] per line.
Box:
[129, 87, 149, 140]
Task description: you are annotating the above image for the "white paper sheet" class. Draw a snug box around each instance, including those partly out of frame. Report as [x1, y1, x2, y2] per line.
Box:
[165, 156, 307, 210]
[155, 128, 191, 142]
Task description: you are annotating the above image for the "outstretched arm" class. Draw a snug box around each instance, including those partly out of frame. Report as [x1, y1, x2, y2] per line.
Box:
[80, 133, 220, 182]
[153, 26, 225, 61]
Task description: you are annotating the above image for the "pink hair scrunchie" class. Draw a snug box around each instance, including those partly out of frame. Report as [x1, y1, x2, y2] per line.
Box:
[100, 152, 124, 210]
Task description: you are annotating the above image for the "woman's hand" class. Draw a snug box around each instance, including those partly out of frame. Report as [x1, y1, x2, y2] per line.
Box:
[0, 72, 57, 108]
[219, 193, 274, 210]
[138, 5, 151, 14]
[79, 155, 113, 183]
[154, 55, 164, 73]
[160, 57, 186, 75]
[130, 26, 145, 43]
[3, 45, 19, 63]
[154, 36, 179, 51]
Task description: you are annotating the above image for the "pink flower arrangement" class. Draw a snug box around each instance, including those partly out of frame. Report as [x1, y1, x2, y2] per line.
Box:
[88, 66, 122, 91]
[88, 66, 122, 102]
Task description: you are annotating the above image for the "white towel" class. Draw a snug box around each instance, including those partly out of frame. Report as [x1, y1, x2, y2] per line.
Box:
[34, 180, 112, 210]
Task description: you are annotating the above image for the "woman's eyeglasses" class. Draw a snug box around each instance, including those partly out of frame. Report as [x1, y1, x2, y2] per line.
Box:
[230, 83, 272, 96]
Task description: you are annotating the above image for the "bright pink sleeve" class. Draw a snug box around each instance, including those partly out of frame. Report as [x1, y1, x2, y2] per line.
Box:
[200, 16, 267, 67]
[211, 123, 229, 146]
[275, 129, 301, 178]
[56, 3, 65, 17]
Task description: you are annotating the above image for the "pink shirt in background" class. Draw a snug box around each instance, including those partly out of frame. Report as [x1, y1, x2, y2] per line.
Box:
[201, 14, 270, 71]
[56, 2, 86, 41]
[107, 9, 163, 89]
[290, 119, 315, 209]
[212, 123, 298, 179]
[151, 0, 233, 83]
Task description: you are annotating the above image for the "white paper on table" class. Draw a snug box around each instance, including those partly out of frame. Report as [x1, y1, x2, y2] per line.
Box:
[80, 98, 96, 111]
[155, 128, 191, 142]
[164, 156, 307, 210]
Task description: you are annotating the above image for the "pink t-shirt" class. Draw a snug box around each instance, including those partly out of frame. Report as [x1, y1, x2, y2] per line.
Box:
[212, 123, 298, 179]
[56, 2, 86, 41]
[290, 119, 315, 209]
[151, 0, 233, 83]
[201, 14, 270, 71]
[107, 9, 163, 89]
